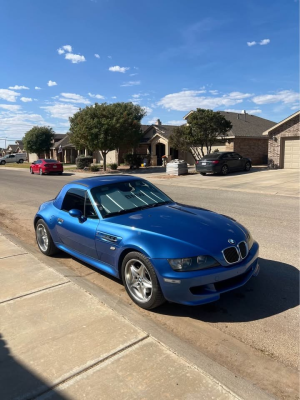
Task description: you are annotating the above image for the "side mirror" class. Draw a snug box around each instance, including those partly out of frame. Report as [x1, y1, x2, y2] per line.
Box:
[69, 209, 86, 221]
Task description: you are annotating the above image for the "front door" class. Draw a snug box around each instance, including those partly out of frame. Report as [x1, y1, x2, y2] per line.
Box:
[231, 153, 244, 170]
[55, 188, 99, 259]
[156, 143, 165, 166]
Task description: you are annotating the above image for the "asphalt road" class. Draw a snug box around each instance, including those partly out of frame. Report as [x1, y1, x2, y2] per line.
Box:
[0, 169, 299, 399]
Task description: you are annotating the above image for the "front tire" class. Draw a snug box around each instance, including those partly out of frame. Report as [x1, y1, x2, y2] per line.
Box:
[122, 252, 165, 310]
[39, 168, 43, 175]
[1, 160, 6, 165]
[35, 219, 58, 256]
[30, 167, 34, 174]
[245, 162, 251, 172]
[221, 164, 229, 175]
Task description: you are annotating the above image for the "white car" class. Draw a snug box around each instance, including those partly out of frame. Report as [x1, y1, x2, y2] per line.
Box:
[0, 153, 27, 165]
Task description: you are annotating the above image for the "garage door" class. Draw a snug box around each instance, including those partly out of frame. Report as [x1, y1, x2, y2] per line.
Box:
[284, 139, 300, 169]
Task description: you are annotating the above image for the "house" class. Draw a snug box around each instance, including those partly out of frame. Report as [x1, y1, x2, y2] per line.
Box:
[28, 133, 68, 162]
[183, 110, 276, 165]
[263, 110, 299, 169]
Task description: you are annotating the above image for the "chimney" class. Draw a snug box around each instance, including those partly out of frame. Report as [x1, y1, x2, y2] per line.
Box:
[237, 114, 239, 119]
[243, 110, 247, 121]
[155, 118, 162, 126]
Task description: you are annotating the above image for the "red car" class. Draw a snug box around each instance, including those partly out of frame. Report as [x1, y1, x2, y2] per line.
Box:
[30, 159, 63, 175]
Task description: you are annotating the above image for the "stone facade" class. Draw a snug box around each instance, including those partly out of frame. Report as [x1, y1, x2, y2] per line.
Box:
[267, 114, 300, 168]
[233, 138, 268, 165]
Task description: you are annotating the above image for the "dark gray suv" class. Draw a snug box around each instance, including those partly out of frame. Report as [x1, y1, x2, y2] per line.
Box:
[196, 152, 252, 176]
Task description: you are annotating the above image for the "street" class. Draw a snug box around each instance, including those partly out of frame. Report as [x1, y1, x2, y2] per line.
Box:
[0, 168, 299, 399]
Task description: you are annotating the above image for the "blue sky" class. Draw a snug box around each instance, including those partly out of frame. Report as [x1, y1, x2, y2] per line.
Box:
[0, 0, 298, 144]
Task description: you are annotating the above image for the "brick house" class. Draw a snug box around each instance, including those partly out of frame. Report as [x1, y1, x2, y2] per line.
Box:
[263, 110, 299, 169]
[183, 110, 276, 165]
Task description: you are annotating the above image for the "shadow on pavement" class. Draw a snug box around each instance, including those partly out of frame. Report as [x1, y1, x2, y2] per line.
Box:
[155, 258, 300, 323]
[199, 166, 269, 178]
[0, 334, 68, 400]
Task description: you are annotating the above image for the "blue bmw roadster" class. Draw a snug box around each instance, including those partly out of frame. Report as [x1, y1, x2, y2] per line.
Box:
[34, 175, 260, 309]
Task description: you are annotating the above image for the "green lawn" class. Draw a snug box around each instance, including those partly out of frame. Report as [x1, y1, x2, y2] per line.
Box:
[1, 163, 31, 168]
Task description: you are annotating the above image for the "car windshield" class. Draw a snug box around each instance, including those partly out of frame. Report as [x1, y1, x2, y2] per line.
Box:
[91, 180, 172, 218]
[44, 159, 58, 163]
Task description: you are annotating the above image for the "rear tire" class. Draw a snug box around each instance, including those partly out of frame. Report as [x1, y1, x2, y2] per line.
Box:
[58, 171, 63, 175]
[245, 162, 251, 172]
[200, 172, 206, 176]
[19, 159, 24, 164]
[35, 219, 59, 256]
[221, 164, 229, 176]
[122, 251, 165, 310]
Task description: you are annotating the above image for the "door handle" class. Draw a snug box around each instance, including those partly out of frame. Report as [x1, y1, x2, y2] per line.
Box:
[57, 218, 64, 224]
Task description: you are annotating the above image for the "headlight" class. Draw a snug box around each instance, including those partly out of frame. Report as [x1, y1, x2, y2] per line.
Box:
[168, 256, 220, 272]
[246, 231, 254, 250]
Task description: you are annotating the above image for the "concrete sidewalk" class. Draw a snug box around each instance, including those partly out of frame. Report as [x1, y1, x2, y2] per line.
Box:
[0, 233, 238, 400]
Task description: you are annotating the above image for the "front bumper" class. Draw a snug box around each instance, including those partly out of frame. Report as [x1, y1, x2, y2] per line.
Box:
[151, 242, 259, 306]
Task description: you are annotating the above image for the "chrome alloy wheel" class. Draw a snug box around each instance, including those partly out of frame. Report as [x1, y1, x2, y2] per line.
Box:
[36, 224, 49, 252]
[125, 259, 153, 303]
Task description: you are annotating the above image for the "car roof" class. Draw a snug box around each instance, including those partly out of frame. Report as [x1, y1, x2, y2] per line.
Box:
[70, 175, 143, 189]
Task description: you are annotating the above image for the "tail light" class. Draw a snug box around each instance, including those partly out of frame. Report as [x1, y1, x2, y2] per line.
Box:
[212, 161, 219, 164]
[196, 161, 199, 164]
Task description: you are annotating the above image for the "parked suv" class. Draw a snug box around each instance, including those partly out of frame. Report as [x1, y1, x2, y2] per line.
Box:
[0, 153, 27, 165]
[196, 152, 252, 176]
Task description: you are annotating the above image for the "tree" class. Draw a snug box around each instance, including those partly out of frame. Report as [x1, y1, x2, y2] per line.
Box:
[69, 102, 146, 171]
[23, 126, 55, 157]
[170, 109, 232, 161]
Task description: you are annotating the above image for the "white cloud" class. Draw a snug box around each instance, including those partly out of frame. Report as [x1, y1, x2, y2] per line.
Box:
[252, 90, 299, 105]
[291, 105, 299, 110]
[20, 97, 32, 102]
[147, 116, 160, 124]
[132, 94, 141, 98]
[108, 55, 112, 59]
[88, 92, 105, 99]
[157, 90, 252, 111]
[209, 90, 219, 95]
[35, 86, 41, 90]
[47, 80, 57, 87]
[0, 109, 49, 137]
[65, 53, 86, 63]
[224, 109, 262, 114]
[41, 103, 79, 119]
[247, 41, 256, 47]
[57, 45, 73, 54]
[0, 104, 21, 111]
[0, 89, 20, 102]
[111, 96, 117, 99]
[94, 54, 100, 58]
[130, 73, 138, 76]
[259, 39, 270, 45]
[59, 93, 90, 104]
[8, 85, 29, 90]
[167, 120, 187, 125]
[109, 65, 129, 73]
[143, 106, 152, 115]
[121, 81, 141, 87]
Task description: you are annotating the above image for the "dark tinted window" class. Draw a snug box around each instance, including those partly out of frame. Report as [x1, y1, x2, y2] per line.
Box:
[221, 153, 231, 160]
[44, 159, 58, 163]
[232, 153, 242, 159]
[201, 153, 222, 160]
[62, 189, 85, 213]
[62, 188, 98, 219]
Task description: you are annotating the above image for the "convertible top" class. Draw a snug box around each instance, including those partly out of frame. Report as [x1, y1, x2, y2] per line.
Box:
[53, 175, 144, 210]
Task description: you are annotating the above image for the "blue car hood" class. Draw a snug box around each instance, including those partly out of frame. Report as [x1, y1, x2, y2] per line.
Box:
[109, 203, 247, 252]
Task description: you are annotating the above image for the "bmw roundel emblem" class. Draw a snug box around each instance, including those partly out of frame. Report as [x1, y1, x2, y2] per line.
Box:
[228, 239, 236, 245]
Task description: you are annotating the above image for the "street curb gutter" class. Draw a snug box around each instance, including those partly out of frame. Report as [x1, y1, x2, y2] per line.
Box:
[0, 226, 274, 400]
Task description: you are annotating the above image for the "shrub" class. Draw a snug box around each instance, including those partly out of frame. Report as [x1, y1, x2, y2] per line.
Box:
[109, 163, 118, 170]
[90, 164, 99, 172]
[124, 153, 142, 169]
[213, 149, 219, 153]
[76, 155, 93, 169]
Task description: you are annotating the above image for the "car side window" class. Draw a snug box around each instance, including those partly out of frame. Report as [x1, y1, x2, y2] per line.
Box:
[62, 188, 98, 219]
[9, 155, 15, 158]
[36, 160, 41, 164]
[233, 153, 242, 159]
[62, 188, 85, 214]
[221, 154, 230, 160]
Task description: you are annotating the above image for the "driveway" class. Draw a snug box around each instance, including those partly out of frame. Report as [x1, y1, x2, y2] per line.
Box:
[142, 167, 300, 197]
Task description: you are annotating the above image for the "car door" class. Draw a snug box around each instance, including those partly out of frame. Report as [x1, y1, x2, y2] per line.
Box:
[8, 155, 15, 163]
[232, 153, 244, 170]
[33, 160, 41, 172]
[55, 188, 99, 259]
[220, 153, 233, 170]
